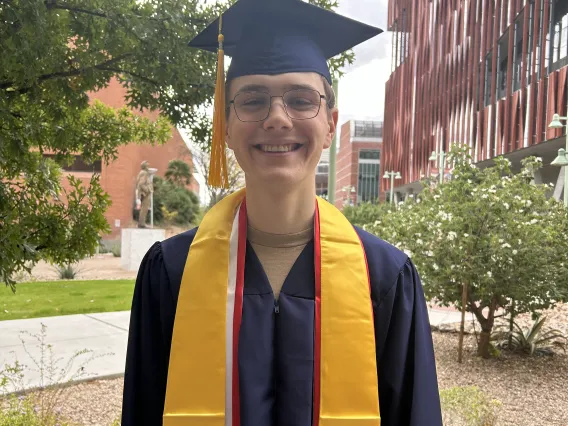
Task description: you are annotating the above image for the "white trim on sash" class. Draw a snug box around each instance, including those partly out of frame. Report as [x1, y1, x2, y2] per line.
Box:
[225, 205, 241, 426]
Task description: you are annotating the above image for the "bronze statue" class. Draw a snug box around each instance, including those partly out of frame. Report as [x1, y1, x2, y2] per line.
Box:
[135, 161, 153, 228]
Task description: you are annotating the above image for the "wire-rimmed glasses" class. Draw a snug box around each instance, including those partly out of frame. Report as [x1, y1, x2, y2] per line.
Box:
[228, 89, 326, 122]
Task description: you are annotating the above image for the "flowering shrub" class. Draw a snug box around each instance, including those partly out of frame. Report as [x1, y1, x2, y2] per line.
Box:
[364, 147, 568, 358]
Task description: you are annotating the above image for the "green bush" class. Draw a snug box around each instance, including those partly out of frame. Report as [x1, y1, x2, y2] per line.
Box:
[152, 176, 200, 226]
[54, 264, 81, 280]
[0, 394, 72, 426]
[440, 386, 501, 425]
[111, 243, 121, 258]
[342, 202, 393, 227]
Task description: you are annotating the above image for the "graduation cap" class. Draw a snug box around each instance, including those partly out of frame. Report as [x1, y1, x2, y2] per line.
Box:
[189, 0, 383, 188]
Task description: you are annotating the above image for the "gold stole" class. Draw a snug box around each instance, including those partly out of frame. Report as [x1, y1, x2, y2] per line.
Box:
[163, 188, 380, 425]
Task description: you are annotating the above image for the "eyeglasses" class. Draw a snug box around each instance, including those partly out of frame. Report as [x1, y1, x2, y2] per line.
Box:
[228, 89, 326, 122]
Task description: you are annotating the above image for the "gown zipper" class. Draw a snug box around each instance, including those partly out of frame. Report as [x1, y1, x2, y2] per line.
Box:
[274, 299, 280, 314]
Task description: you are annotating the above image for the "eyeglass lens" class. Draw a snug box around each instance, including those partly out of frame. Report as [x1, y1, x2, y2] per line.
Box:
[233, 89, 322, 122]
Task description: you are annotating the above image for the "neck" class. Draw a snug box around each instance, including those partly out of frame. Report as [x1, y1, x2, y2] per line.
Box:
[245, 179, 316, 235]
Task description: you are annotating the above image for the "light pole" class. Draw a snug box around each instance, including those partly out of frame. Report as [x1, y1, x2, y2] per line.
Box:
[148, 168, 158, 228]
[429, 150, 447, 184]
[382, 171, 401, 205]
[341, 185, 356, 207]
[548, 113, 568, 207]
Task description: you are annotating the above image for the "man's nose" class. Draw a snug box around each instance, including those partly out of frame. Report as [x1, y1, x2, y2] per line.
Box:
[263, 97, 293, 130]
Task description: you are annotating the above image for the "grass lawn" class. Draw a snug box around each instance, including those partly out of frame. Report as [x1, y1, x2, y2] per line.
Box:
[1, 280, 135, 321]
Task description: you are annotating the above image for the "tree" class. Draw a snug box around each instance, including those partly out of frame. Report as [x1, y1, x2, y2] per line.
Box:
[0, 0, 222, 289]
[165, 159, 193, 187]
[365, 148, 568, 359]
[191, 144, 245, 208]
[1, 0, 353, 289]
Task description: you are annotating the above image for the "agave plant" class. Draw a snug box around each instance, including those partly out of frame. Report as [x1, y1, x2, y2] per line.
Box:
[493, 315, 567, 356]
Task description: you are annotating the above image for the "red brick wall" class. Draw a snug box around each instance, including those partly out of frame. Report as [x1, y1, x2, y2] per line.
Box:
[59, 78, 198, 239]
[334, 121, 383, 209]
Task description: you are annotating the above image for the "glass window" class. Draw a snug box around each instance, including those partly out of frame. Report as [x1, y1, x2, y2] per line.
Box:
[357, 150, 380, 203]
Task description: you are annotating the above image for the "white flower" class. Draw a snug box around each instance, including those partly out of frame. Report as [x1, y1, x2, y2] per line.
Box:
[498, 239, 504, 243]
[482, 194, 489, 199]
[512, 250, 518, 255]
[447, 232, 457, 241]
[434, 195, 440, 199]
[536, 157, 542, 162]
[487, 271, 492, 277]
[416, 239, 423, 245]
[518, 239, 522, 245]
[433, 263, 439, 271]
[450, 265, 455, 270]
[464, 233, 469, 237]
[426, 250, 434, 257]
[526, 200, 532, 207]
[530, 219, 538, 225]
[403, 249, 413, 257]
[502, 243, 511, 248]
[503, 202, 510, 209]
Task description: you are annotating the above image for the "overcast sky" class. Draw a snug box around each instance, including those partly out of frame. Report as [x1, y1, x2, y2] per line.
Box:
[335, 0, 392, 127]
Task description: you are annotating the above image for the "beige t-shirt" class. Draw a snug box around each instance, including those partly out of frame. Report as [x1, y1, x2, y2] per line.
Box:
[248, 225, 313, 299]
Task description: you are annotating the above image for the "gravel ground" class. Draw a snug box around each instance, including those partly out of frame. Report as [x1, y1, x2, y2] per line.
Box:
[39, 329, 566, 426]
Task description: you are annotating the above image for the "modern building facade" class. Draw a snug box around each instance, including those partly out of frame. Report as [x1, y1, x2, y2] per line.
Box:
[334, 120, 384, 209]
[56, 78, 198, 240]
[383, 0, 568, 200]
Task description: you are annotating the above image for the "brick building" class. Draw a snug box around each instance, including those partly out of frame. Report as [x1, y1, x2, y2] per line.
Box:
[56, 78, 198, 240]
[334, 120, 384, 209]
[383, 0, 568, 200]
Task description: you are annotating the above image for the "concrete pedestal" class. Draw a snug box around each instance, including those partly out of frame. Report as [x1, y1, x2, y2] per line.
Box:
[121, 228, 166, 272]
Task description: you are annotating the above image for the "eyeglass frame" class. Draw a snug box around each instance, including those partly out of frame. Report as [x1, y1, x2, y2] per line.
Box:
[227, 89, 327, 122]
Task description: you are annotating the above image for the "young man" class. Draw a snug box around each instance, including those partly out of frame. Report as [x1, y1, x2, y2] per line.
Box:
[122, 0, 443, 425]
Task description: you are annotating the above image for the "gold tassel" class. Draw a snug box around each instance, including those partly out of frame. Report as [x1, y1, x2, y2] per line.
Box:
[208, 15, 229, 188]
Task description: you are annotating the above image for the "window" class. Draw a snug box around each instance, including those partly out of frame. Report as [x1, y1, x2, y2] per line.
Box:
[526, 2, 535, 85]
[43, 154, 102, 173]
[512, 11, 524, 92]
[550, 0, 568, 72]
[353, 121, 383, 138]
[484, 52, 493, 106]
[316, 164, 329, 175]
[357, 150, 380, 203]
[497, 31, 509, 99]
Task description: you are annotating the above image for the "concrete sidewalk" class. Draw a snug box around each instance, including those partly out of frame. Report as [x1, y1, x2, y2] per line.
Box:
[1, 308, 462, 393]
[0, 311, 130, 394]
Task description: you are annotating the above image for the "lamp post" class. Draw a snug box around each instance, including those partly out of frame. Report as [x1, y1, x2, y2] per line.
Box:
[148, 167, 158, 228]
[382, 171, 401, 205]
[548, 113, 568, 207]
[341, 185, 356, 207]
[429, 150, 447, 184]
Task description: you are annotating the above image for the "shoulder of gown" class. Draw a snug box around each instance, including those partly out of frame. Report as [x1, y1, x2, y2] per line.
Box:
[354, 226, 443, 426]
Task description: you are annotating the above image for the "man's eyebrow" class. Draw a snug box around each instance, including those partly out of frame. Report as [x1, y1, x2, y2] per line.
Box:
[282, 83, 318, 91]
[235, 84, 270, 93]
[235, 83, 319, 93]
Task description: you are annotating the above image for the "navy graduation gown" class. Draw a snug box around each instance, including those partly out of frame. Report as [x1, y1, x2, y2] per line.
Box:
[121, 227, 443, 426]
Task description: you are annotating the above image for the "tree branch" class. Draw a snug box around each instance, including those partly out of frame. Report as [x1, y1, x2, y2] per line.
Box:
[44, 0, 208, 24]
[96, 67, 159, 86]
[0, 54, 133, 92]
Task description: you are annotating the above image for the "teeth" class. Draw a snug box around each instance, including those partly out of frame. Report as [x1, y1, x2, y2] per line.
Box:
[260, 144, 296, 152]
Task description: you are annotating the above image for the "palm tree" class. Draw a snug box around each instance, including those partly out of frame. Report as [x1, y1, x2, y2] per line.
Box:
[165, 160, 192, 187]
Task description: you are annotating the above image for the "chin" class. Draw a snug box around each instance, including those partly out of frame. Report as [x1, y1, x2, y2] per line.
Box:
[254, 168, 304, 188]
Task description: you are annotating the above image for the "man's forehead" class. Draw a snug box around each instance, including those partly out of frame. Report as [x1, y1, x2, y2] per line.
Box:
[230, 72, 325, 94]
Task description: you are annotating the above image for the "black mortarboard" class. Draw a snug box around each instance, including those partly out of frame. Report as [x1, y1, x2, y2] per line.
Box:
[189, 0, 383, 187]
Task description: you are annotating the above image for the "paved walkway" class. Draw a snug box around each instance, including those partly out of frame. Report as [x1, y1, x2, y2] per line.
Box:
[0, 308, 462, 393]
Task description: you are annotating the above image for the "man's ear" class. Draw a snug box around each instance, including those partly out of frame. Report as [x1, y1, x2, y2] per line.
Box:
[323, 108, 339, 149]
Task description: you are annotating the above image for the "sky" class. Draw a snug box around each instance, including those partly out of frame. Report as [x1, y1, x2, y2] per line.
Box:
[335, 0, 392, 127]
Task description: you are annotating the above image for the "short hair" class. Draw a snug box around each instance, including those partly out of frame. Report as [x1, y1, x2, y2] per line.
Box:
[225, 75, 336, 119]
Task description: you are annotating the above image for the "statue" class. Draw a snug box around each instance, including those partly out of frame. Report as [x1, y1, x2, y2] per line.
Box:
[135, 161, 153, 228]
